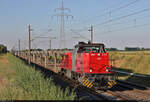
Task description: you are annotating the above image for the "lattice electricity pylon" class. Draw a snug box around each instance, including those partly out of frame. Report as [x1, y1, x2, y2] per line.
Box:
[52, 0, 73, 49]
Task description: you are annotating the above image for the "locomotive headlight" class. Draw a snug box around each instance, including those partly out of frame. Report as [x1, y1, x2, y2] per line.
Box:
[97, 54, 100, 56]
[90, 67, 92, 72]
[106, 67, 110, 72]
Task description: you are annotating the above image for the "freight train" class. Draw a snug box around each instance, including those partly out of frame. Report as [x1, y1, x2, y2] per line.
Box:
[59, 41, 117, 89]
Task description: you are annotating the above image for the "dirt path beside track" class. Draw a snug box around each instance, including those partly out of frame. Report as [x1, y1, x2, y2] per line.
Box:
[0, 54, 16, 92]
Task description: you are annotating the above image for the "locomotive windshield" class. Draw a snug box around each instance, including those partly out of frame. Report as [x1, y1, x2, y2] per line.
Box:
[77, 45, 106, 53]
[75, 42, 106, 53]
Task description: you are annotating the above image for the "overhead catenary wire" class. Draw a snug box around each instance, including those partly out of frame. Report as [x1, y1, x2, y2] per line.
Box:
[70, 29, 90, 41]
[93, 0, 141, 21]
[95, 7, 150, 27]
[97, 22, 150, 35]
[111, 0, 141, 12]
[70, 0, 141, 30]
[98, 14, 150, 29]
[67, 0, 142, 36]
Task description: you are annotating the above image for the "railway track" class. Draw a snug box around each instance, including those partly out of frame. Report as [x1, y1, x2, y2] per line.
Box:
[117, 80, 150, 93]
[17, 55, 150, 101]
[105, 80, 150, 101]
[18, 56, 108, 100]
[18, 55, 128, 100]
[56, 71, 150, 101]
[56, 72, 112, 100]
[29, 65, 139, 100]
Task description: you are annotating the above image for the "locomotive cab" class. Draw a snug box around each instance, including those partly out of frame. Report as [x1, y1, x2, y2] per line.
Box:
[73, 42, 110, 74]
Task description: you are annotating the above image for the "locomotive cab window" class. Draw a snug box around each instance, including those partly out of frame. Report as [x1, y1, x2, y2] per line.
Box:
[77, 45, 106, 53]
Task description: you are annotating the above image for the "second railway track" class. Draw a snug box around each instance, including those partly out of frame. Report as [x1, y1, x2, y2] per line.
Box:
[106, 80, 150, 101]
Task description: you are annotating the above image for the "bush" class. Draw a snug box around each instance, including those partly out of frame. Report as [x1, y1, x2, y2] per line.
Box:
[0, 44, 7, 53]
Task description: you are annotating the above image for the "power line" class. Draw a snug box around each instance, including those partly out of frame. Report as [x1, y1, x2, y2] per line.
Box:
[69, 0, 141, 33]
[98, 22, 150, 35]
[98, 14, 150, 29]
[71, 0, 140, 26]
[95, 7, 150, 27]
[93, 0, 141, 21]
[111, 0, 140, 12]
[70, 29, 89, 41]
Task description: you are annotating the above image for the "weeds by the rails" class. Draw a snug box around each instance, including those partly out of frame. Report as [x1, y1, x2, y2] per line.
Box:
[0, 53, 76, 100]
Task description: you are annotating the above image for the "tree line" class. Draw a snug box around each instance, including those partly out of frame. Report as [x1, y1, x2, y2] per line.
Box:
[0, 44, 7, 53]
[12, 47, 150, 52]
[106, 47, 150, 51]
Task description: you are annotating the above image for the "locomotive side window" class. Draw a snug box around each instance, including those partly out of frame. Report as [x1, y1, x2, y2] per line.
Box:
[100, 46, 106, 53]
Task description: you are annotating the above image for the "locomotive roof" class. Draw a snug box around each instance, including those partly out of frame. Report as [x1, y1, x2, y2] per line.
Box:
[75, 43, 105, 48]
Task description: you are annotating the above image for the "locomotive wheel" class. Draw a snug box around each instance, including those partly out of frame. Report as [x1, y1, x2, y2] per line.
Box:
[71, 72, 78, 80]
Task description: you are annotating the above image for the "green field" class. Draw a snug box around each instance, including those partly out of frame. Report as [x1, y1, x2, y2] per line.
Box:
[0, 53, 76, 100]
[109, 51, 150, 86]
[109, 51, 150, 75]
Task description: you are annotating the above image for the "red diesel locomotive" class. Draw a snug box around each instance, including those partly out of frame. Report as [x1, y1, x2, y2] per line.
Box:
[60, 42, 117, 89]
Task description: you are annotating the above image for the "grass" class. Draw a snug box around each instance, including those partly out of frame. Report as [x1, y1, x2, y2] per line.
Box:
[0, 53, 76, 100]
[109, 51, 150, 86]
[109, 51, 150, 75]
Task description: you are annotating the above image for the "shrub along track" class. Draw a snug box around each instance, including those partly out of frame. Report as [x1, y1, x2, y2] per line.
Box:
[0, 54, 78, 100]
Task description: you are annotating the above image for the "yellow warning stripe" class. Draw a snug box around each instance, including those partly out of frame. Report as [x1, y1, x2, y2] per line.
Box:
[82, 79, 88, 85]
[89, 84, 93, 88]
[83, 80, 89, 86]
[108, 81, 112, 87]
[113, 81, 117, 85]
[111, 81, 117, 86]
[87, 81, 92, 87]
[108, 85, 112, 88]
[81, 78, 87, 84]
[82, 78, 86, 82]
[108, 81, 117, 88]
[84, 81, 90, 86]
[81, 78, 94, 88]
[87, 81, 93, 88]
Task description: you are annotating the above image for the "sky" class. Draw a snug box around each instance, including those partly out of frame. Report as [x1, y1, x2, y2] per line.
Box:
[0, 0, 150, 50]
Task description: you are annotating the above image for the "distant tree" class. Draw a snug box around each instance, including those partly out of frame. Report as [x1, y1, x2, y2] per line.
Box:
[47, 49, 51, 51]
[0, 44, 7, 53]
[31, 48, 43, 51]
[125, 47, 140, 51]
[106, 48, 118, 51]
[141, 47, 145, 51]
[23, 48, 43, 51]
[141, 48, 150, 51]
